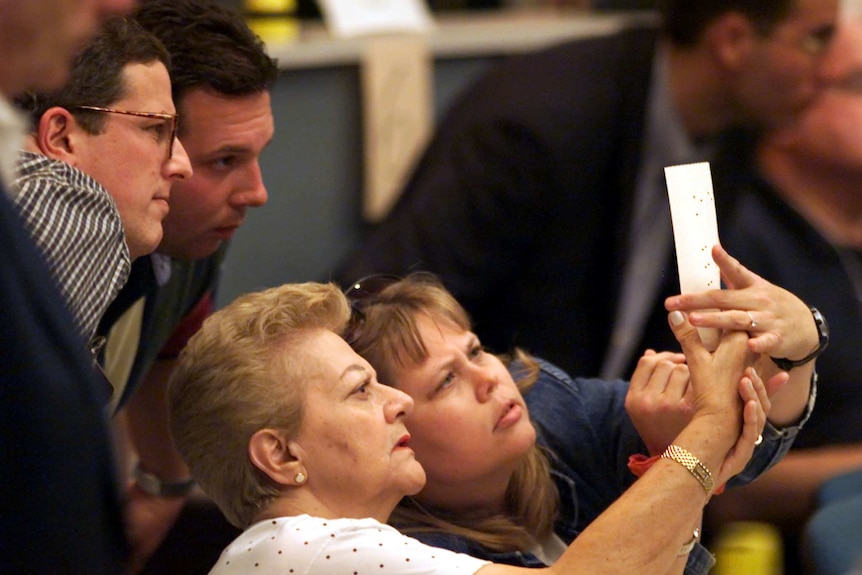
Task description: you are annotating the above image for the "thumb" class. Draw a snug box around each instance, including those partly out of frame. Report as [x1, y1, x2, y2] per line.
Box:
[668, 311, 707, 368]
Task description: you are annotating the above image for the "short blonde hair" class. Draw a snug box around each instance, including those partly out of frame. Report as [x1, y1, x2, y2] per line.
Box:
[347, 273, 559, 550]
[168, 282, 351, 528]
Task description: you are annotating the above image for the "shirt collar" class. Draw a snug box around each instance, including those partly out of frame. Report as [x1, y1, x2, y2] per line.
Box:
[0, 95, 27, 196]
[151, 253, 173, 286]
[643, 46, 704, 174]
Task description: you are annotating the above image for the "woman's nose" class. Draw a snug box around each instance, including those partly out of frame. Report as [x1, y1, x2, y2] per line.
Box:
[473, 367, 498, 402]
[384, 385, 414, 422]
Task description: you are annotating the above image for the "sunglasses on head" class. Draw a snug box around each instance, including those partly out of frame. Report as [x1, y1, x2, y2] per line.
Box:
[342, 274, 401, 345]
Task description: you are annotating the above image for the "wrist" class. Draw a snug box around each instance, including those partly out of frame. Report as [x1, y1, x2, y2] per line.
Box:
[770, 307, 829, 371]
[662, 444, 715, 496]
[678, 527, 701, 556]
[688, 411, 741, 446]
[628, 451, 727, 494]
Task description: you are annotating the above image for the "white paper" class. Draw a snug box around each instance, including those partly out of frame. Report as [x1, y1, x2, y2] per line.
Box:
[665, 162, 720, 351]
[361, 36, 432, 222]
[316, 0, 434, 38]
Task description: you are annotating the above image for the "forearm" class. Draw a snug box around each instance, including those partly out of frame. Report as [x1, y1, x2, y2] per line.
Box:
[548, 418, 731, 575]
[757, 356, 814, 427]
[481, 431, 717, 575]
[540, 308, 754, 574]
[121, 358, 190, 574]
[125, 358, 189, 480]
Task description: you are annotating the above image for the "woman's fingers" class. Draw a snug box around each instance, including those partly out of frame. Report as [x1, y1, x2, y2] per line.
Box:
[712, 244, 758, 291]
[746, 367, 772, 419]
[716, 394, 763, 486]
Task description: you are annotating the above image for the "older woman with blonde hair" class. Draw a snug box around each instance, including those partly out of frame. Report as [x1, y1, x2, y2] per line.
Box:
[169, 275, 769, 575]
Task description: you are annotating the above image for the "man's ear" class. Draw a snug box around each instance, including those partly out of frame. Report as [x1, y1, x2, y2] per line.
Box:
[704, 12, 759, 72]
[34, 107, 82, 163]
[248, 429, 308, 487]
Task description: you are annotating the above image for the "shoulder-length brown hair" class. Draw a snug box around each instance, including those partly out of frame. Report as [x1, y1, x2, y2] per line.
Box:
[346, 273, 560, 551]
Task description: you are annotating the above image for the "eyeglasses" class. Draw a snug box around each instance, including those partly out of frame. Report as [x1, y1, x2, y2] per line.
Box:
[342, 274, 401, 346]
[73, 105, 179, 161]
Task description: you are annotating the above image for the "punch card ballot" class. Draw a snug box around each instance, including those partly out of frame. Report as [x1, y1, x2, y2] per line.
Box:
[665, 162, 720, 351]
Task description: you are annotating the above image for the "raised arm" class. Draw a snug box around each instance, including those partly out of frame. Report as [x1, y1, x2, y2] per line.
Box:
[480, 310, 765, 575]
[665, 244, 817, 426]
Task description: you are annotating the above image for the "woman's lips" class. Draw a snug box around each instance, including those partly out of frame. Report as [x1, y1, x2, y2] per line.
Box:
[394, 433, 412, 451]
[495, 401, 523, 431]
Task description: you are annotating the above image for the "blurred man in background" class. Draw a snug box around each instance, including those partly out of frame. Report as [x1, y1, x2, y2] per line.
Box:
[0, 1, 136, 572]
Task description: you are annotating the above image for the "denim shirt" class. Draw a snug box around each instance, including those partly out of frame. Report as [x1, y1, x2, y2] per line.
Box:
[412, 359, 814, 574]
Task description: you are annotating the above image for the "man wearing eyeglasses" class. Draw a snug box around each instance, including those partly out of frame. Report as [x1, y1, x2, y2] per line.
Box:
[707, 19, 862, 573]
[335, 0, 839, 382]
[14, 17, 193, 342]
[336, 1, 839, 572]
[92, 1, 277, 571]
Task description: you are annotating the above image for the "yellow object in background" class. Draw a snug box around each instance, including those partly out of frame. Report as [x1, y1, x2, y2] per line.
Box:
[713, 522, 784, 575]
[244, 0, 299, 42]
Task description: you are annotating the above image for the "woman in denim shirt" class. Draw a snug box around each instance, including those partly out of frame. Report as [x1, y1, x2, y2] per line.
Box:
[346, 247, 818, 575]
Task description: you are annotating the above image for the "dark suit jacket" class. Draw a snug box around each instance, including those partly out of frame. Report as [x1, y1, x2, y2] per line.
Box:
[0, 184, 127, 573]
[336, 26, 658, 377]
[336, 25, 754, 378]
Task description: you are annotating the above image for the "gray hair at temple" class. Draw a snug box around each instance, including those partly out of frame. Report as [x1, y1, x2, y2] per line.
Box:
[15, 17, 170, 135]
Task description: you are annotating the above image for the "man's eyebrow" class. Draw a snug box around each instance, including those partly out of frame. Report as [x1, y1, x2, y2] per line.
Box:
[210, 144, 252, 155]
[207, 138, 273, 156]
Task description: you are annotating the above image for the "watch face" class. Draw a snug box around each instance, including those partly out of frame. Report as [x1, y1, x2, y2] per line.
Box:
[813, 308, 829, 344]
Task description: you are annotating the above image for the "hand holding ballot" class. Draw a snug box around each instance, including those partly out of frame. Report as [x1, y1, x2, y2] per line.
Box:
[664, 161, 821, 371]
[666, 245, 814, 359]
[665, 244, 821, 426]
[664, 162, 820, 425]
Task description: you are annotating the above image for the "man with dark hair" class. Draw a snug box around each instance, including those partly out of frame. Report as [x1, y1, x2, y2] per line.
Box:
[708, 19, 862, 572]
[14, 17, 192, 341]
[335, 0, 838, 382]
[0, 2, 136, 573]
[659, 0, 802, 45]
[97, 1, 278, 570]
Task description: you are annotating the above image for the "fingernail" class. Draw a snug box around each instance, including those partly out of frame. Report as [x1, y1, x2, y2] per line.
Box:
[670, 311, 684, 326]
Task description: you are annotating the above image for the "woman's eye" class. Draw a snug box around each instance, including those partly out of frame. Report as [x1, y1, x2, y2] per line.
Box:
[353, 382, 370, 397]
[434, 373, 455, 395]
[469, 345, 483, 359]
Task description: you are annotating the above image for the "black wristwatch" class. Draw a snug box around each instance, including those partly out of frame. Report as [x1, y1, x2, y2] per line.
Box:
[770, 307, 829, 371]
[133, 464, 196, 497]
